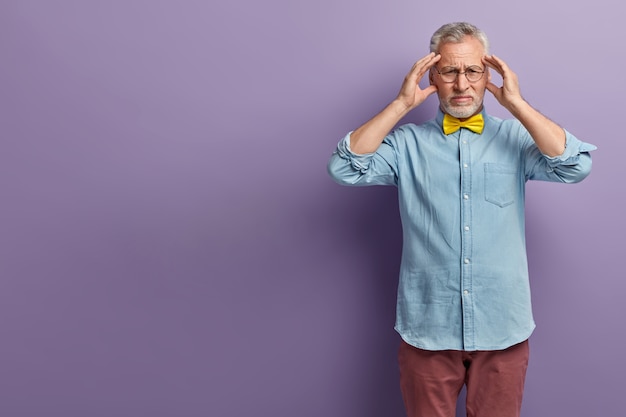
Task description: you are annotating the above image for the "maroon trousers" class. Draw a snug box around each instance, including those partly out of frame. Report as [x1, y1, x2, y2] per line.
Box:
[398, 340, 529, 417]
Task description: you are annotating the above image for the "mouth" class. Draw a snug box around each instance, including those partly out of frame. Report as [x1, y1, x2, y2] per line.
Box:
[451, 96, 473, 105]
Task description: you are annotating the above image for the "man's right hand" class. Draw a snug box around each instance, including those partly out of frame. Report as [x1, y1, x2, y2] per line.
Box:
[395, 52, 441, 111]
[349, 52, 440, 155]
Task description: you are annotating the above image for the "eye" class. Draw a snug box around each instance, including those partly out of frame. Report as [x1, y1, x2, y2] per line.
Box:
[466, 67, 483, 74]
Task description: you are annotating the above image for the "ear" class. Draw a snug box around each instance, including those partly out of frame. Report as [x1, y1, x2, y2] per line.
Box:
[429, 70, 434, 85]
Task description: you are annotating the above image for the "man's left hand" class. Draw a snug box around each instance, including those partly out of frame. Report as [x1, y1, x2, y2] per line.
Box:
[483, 55, 525, 111]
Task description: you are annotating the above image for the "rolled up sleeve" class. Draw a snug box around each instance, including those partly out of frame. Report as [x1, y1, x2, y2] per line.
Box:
[542, 131, 597, 183]
[327, 132, 398, 186]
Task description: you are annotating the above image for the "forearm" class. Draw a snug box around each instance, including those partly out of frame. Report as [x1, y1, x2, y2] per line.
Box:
[349, 99, 411, 155]
[506, 99, 566, 158]
[347, 52, 439, 155]
[483, 54, 567, 157]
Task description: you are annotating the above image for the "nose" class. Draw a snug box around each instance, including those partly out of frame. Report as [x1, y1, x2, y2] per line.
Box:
[454, 73, 469, 91]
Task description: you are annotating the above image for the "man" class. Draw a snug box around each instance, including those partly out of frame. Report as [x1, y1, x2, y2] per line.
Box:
[327, 22, 596, 417]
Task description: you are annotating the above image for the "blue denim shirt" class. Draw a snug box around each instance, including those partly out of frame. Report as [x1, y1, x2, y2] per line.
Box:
[328, 109, 596, 351]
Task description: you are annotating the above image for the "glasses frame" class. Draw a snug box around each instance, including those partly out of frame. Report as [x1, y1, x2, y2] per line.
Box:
[433, 66, 486, 83]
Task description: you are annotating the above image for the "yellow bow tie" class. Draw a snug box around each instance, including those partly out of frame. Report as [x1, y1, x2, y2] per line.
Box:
[442, 113, 484, 135]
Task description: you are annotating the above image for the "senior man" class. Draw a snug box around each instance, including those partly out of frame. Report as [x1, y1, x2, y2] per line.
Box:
[327, 22, 596, 417]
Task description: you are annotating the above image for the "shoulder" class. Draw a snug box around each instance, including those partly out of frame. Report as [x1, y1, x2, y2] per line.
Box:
[484, 113, 505, 126]
[484, 113, 526, 136]
[384, 121, 440, 148]
[390, 119, 440, 138]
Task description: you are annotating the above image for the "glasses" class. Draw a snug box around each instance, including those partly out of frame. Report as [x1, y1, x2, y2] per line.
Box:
[434, 66, 485, 83]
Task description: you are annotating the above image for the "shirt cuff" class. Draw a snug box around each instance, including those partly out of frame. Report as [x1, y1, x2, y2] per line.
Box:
[544, 131, 597, 167]
[336, 132, 376, 173]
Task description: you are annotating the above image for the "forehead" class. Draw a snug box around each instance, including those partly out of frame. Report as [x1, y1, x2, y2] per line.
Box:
[438, 36, 485, 67]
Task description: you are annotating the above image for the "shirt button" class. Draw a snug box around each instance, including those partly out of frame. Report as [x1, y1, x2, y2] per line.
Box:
[463, 194, 469, 200]
[464, 258, 470, 264]
[463, 290, 469, 295]
[464, 226, 470, 231]
[463, 163, 468, 168]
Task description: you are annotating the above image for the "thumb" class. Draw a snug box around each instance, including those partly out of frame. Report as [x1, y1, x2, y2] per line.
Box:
[485, 82, 498, 96]
[423, 85, 438, 96]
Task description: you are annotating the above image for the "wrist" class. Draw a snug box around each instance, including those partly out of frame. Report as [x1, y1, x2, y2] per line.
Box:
[389, 98, 412, 117]
[504, 96, 528, 115]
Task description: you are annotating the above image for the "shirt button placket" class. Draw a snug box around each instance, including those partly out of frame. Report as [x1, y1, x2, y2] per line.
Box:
[459, 130, 474, 350]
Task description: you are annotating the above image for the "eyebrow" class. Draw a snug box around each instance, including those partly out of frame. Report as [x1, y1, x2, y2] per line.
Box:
[439, 65, 484, 71]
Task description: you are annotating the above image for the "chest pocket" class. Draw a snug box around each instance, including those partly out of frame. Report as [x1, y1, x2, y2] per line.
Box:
[484, 163, 518, 207]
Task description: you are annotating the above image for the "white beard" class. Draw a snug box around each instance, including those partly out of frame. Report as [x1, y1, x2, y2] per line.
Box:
[441, 100, 482, 119]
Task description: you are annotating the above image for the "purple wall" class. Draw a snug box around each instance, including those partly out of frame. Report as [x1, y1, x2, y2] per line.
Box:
[1, 1, 621, 416]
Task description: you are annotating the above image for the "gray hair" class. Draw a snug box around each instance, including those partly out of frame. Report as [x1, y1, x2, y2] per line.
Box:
[429, 22, 490, 54]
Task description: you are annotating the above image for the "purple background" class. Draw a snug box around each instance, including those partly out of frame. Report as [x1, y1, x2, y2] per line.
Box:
[0, 1, 621, 416]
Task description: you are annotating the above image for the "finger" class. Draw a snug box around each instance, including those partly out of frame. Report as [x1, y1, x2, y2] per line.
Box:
[488, 55, 515, 80]
[482, 55, 503, 74]
[405, 53, 440, 88]
[490, 54, 508, 66]
[418, 51, 438, 65]
[417, 55, 440, 79]
[411, 53, 440, 76]
[422, 84, 438, 97]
